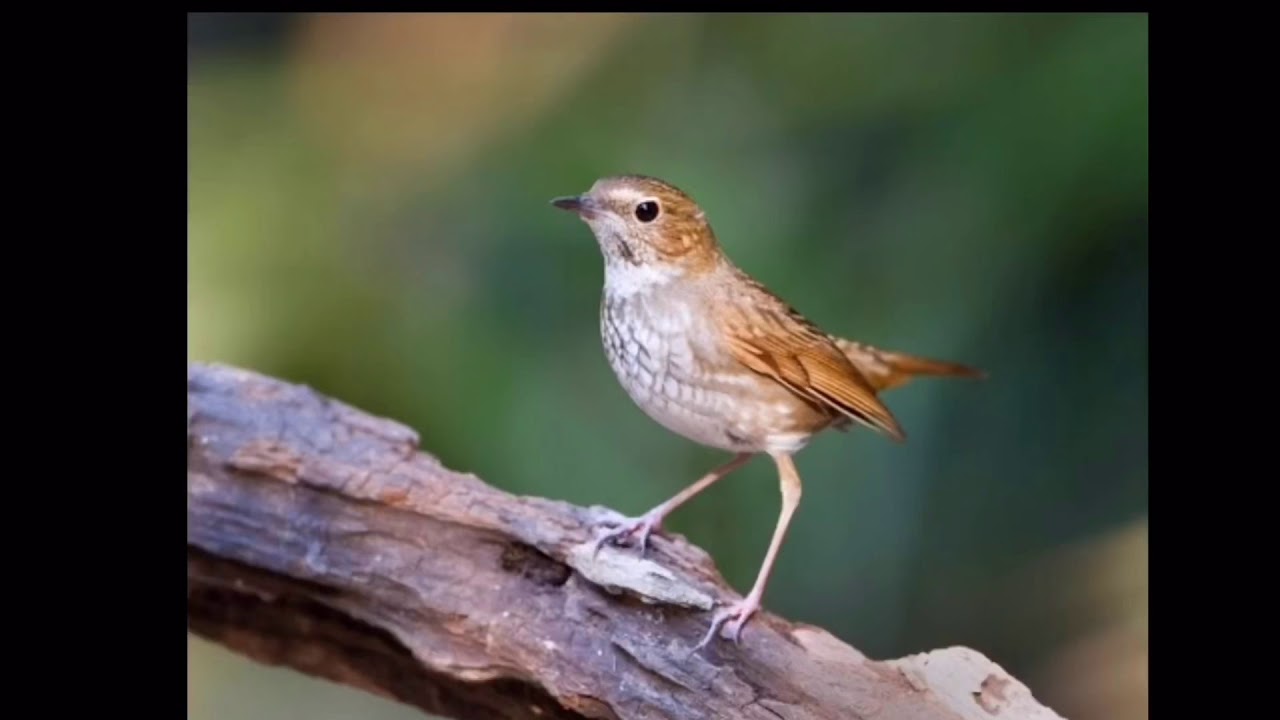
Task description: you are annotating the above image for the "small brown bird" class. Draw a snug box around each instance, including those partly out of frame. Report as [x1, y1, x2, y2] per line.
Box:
[551, 174, 984, 650]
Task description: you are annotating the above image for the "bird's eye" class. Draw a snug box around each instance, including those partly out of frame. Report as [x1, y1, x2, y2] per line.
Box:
[634, 201, 660, 223]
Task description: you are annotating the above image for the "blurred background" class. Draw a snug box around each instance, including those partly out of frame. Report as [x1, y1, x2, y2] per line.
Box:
[188, 12, 1147, 720]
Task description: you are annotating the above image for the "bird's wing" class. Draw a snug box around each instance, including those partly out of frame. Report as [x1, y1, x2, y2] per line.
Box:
[716, 272, 905, 442]
[828, 337, 987, 391]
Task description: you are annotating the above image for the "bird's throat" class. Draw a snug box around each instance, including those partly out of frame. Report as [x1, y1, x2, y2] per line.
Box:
[604, 260, 684, 299]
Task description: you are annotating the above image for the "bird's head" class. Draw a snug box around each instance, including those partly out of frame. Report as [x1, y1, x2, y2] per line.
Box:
[552, 175, 723, 277]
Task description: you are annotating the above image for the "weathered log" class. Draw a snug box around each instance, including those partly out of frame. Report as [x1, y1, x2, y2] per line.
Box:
[187, 362, 1064, 720]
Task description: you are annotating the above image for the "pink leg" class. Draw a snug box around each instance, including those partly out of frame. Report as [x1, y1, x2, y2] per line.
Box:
[694, 452, 802, 650]
[594, 452, 755, 557]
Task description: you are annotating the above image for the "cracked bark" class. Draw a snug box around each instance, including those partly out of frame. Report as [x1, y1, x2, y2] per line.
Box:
[187, 362, 1066, 720]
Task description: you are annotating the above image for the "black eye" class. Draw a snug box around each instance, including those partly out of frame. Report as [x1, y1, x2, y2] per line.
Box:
[634, 201, 660, 223]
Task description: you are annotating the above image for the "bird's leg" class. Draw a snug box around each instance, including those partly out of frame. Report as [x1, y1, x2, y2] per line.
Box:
[695, 452, 802, 650]
[593, 452, 755, 557]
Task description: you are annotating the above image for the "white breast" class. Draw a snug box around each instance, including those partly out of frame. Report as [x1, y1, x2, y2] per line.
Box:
[599, 285, 801, 454]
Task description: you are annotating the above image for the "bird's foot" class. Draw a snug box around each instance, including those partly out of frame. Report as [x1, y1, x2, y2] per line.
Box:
[693, 594, 761, 651]
[591, 511, 663, 558]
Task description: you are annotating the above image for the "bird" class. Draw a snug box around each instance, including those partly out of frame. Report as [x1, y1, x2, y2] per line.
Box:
[549, 174, 985, 651]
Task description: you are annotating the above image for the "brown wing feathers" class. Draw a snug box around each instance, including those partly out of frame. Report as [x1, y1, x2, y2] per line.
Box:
[717, 268, 985, 443]
[725, 316, 908, 442]
[830, 337, 987, 392]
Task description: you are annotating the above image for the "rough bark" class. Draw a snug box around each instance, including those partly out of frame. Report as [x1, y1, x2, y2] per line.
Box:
[187, 362, 1065, 720]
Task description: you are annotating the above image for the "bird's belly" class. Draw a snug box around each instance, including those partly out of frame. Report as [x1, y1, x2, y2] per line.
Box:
[600, 300, 820, 453]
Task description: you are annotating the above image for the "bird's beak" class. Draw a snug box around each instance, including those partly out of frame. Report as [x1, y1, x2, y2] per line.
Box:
[550, 194, 600, 218]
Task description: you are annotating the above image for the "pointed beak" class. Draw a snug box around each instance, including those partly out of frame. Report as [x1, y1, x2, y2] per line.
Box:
[550, 194, 600, 217]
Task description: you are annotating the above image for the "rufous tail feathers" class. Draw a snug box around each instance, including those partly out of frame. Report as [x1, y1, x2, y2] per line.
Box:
[829, 337, 986, 392]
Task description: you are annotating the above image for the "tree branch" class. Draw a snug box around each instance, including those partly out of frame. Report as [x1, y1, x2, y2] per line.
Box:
[187, 362, 1064, 720]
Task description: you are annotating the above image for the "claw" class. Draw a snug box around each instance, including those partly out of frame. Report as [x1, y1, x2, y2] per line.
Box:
[591, 530, 613, 558]
[692, 597, 761, 653]
[589, 513, 660, 558]
[693, 610, 732, 653]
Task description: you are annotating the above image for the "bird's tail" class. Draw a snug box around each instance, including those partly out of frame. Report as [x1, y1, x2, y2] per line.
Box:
[829, 337, 986, 392]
